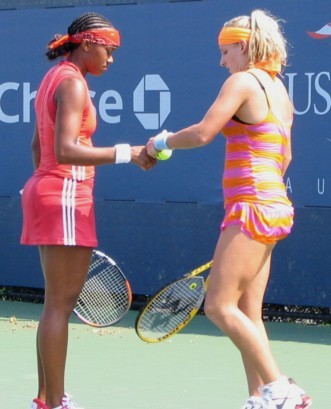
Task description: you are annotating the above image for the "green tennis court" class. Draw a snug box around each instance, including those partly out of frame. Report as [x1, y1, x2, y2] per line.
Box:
[0, 299, 330, 409]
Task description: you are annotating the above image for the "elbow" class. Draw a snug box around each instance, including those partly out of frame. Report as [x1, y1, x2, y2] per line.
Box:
[55, 141, 78, 164]
[56, 154, 71, 165]
[55, 148, 72, 164]
[285, 154, 292, 167]
[282, 156, 292, 175]
[195, 127, 214, 147]
[56, 156, 67, 165]
[31, 139, 40, 155]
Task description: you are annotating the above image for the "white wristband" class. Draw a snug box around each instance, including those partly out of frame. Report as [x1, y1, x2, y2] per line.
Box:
[154, 130, 173, 151]
[115, 144, 131, 164]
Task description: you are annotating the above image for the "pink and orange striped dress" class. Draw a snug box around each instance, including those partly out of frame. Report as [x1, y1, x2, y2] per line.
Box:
[221, 85, 294, 244]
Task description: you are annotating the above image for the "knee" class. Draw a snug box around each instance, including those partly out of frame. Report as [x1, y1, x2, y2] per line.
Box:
[44, 289, 81, 316]
[62, 291, 81, 314]
[204, 296, 232, 330]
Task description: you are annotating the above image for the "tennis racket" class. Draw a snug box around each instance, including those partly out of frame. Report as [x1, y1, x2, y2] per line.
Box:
[74, 250, 132, 327]
[135, 260, 213, 343]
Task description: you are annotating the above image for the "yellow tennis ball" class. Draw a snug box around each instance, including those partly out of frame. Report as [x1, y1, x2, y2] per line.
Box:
[156, 149, 173, 160]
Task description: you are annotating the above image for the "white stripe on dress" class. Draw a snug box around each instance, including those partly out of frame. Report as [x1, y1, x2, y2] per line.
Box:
[71, 165, 86, 181]
[62, 178, 77, 245]
[72, 138, 86, 182]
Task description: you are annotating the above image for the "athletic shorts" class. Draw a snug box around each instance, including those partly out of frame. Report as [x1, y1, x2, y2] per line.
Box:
[221, 201, 294, 244]
[21, 174, 97, 247]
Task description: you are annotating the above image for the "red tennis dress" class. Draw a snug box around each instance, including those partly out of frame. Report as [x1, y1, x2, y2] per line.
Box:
[21, 61, 98, 247]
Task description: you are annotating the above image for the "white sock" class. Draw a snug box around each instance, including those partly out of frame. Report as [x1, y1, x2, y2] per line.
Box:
[266, 375, 289, 388]
[248, 396, 263, 402]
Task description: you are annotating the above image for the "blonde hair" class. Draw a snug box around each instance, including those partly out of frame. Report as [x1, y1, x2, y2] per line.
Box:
[224, 9, 288, 68]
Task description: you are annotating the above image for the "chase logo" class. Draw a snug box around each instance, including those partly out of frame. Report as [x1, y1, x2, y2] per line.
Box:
[307, 22, 331, 39]
[133, 74, 171, 130]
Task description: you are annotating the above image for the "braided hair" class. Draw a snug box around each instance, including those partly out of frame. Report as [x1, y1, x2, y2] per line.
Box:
[46, 12, 114, 60]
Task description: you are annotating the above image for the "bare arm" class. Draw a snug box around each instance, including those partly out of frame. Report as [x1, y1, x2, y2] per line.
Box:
[280, 95, 293, 176]
[147, 73, 249, 156]
[31, 123, 41, 170]
[282, 131, 292, 175]
[54, 77, 156, 170]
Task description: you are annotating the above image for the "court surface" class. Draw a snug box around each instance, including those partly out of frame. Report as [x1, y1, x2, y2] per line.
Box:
[0, 299, 330, 409]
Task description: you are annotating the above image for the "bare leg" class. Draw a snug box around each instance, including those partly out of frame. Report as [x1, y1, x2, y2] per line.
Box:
[36, 245, 92, 408]
[35, 246, 46, 403]
[238, 252, 273, 396]
[204, 225, 282, 385]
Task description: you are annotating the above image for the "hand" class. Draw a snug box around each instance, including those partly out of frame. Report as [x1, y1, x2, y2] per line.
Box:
[131, 146, 157, 170]
[146, 137, 158, 159]
[147, 130, 172, 158]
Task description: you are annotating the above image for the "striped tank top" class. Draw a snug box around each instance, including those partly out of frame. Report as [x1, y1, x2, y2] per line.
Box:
[221, 75, 291, 208]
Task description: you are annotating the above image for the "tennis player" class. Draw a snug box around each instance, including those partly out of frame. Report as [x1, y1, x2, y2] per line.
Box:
[147, 9, 311, 409]
[21, 12, 156, 409]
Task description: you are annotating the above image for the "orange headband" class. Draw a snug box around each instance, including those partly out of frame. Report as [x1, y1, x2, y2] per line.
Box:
[49, 28, 121, 50]
[218, 27, 251, 45]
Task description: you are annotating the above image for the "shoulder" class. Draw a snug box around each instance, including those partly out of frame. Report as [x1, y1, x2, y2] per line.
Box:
[274, 75, 289, 94]
[245, 68, 288, 95]
[223, 71, 252, 86]
[54, 76, 88, 110]
[42, 62, 87, 99]
[219, 71, 260, 105]
[221, 71, 260, 94]
[53, 62, 87, 90]
[56, 75, 87, 97]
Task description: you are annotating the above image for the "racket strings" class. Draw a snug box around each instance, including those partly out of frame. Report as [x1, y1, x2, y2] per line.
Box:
[137, 277, 205, 341]
[75, 256, 130, 326]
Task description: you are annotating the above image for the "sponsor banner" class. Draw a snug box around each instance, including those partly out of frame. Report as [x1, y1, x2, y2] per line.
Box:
[0, 1, 330, 305]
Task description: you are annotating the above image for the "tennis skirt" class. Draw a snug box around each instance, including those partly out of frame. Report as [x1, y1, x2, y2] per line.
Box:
[21, 174, 98, 247]
[221, 201, 294, 244]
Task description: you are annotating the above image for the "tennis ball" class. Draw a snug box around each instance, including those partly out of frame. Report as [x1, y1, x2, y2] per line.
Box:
[156, 149, 173, 160]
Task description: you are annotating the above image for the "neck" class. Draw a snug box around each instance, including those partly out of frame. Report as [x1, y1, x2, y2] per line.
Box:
[67, 54, 87, 77]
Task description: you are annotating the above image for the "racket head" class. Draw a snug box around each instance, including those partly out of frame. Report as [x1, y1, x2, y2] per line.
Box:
[135, 275, 206, 343]
[74, 250, 132, 327]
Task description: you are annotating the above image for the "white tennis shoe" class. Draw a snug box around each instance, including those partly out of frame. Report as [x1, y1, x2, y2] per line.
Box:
[53, 393, 84, 409]
[30, 393, 84, 409]
[30, 398, 47, 409]
[261, 376, 312, 409]
[241, 396, 264, 409]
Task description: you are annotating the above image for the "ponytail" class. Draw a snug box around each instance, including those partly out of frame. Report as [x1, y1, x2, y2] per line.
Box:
[249, 9, 288, 68]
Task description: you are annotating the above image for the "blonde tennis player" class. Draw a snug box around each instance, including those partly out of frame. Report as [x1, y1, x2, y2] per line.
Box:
[147, 9, 311, 409]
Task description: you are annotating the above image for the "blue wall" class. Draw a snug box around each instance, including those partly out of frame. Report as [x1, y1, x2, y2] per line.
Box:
[0, 0, 330, 307]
